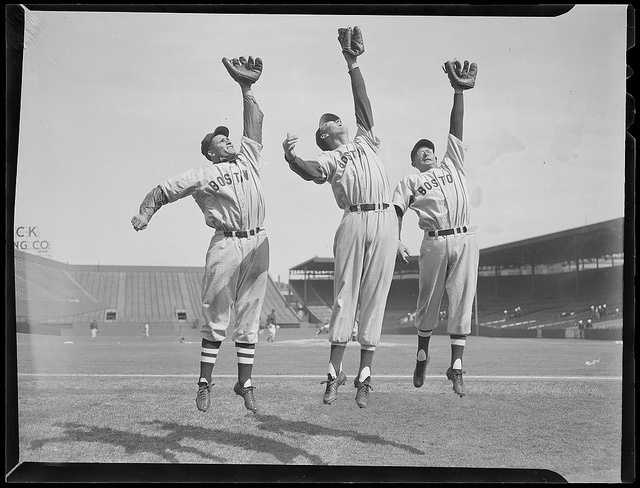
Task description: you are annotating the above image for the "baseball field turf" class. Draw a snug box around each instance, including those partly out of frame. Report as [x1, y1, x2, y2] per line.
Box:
[15, 329, 622, 482]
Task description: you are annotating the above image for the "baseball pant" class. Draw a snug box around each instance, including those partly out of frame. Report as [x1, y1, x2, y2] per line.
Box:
[201, 231, 269, 344]
[416, 232, 479, 336]
[329, 207, 397, 347]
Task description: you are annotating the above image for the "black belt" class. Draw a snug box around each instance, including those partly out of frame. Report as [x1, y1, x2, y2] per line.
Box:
[428, 226, 468, 237]
[348, 203, 389, 212]
[222, 227, 263, 238]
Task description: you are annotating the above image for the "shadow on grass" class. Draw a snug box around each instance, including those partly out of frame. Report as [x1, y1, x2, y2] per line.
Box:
[141, 420, 325, 464]
[253, 414, 425, 455]
[30, 422, 226, 463]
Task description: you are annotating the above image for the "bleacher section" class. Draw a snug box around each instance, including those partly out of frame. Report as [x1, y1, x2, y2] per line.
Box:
[13, 250, 300, 334]
[14, 251, 105, 321]
[288, 266, 623, 334]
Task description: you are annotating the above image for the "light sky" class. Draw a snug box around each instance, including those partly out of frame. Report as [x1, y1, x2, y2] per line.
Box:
[14, 6, 627, 282]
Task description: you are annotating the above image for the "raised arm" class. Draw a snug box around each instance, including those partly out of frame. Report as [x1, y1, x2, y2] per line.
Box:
[222, 56, 264, 143]
[241, 85, 264, 144]
[131, 186, 168, 231]
[443, 59, 478, 140]
[338, 26, 373, 131]
[282, 133, 325, 181]
[449, 91, 463, 140]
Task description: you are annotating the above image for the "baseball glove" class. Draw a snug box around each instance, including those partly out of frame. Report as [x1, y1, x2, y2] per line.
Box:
[338, 26, 365, 57]
[222, 56, 263, 85]
[443, 60, 478, 90]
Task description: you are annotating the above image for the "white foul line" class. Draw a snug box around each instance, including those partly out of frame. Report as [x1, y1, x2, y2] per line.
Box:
[17, 373, 621, 381]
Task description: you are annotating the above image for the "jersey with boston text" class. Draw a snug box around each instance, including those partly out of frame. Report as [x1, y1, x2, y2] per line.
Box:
[159, 136, 265, 232]
[312, 125, 391, 209]
[392, 133, 470, 231]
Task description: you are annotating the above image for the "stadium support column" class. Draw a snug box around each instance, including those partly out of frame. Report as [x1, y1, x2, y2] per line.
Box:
[574, 235, 579, 300]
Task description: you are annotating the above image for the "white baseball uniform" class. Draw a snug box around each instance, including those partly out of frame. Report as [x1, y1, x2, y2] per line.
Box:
[309, 124, 397, 347]
[393, 133, 479, 336]
[159, 136, 269, 344]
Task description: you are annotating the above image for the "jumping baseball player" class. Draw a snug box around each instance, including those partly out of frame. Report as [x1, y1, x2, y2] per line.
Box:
[282, 26, 398, 408]
[131, 56, 268, 413]
[394, 60, 479, 397]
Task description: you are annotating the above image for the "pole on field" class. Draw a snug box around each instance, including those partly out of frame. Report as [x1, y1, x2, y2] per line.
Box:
[474, 292, 479, 336]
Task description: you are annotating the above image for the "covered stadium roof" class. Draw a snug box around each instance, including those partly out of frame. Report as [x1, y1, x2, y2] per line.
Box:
[289, 218, 624, 272]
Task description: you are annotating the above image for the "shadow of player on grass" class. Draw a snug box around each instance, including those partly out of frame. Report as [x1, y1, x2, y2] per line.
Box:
[141, 420, 326, 464]
[30, 422, 226, 463]
[253, 414, 425, 455]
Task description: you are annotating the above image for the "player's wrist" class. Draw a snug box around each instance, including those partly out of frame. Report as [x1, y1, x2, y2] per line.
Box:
[347, 60, 359, 72]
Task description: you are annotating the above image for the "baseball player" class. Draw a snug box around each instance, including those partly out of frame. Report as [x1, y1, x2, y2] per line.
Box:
[131, 56, 267, 413]
[394, 60, 479, 397]
[282, 26, 398, 408]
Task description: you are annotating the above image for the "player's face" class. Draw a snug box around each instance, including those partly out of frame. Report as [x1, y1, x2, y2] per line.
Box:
[209, 134, 237, 161]
[320, 118, 349, 149]
[412, 146, 437, 172]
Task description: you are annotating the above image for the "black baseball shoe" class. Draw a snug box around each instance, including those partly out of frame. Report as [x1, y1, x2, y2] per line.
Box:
[321, 370, 347, 405]
[233, 381, 257, 413]
[196, 380, 212, 412]
[446, 367, 466, 397]
[354, 377, 373, 408]
[413, 355, 430, 388]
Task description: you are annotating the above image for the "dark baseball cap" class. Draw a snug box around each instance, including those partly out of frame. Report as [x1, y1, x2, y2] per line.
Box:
[201, 126, 230, 158]
[410, 138, 435, 162]
[315, 113, 341, 150]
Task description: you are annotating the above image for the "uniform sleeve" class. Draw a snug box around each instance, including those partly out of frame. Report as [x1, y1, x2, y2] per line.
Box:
[313, 151, 338, 184]
[158, 167, 205, 203]
[238, 136, 263, 171]
[392, 176, 413, 215]
[355, 123, 381, 153]
[444, 133, 465, 175]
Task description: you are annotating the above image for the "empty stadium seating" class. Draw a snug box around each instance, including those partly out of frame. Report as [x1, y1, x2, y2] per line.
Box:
[13, 250, 299, 333]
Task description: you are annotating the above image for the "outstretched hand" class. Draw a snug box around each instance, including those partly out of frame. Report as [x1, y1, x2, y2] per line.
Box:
[282, 132, 299, 162]
[442, 59, 478, 91]
[131, 214, 149, 231]
[338, 26, 365, 63]
[222, 56, 263, 86]
[397, 241, 410, 263]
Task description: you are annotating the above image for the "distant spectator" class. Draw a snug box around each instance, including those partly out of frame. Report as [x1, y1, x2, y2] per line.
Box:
[315, 322, 330, 336]
[590, 305, 596, 319]
[515, 305, 522, 317]
[615, 307, 620, 317]
[602, 304, 607, 316]
[586, 318, 593, 329]
[577, 320, 585, 339]
[569, 311, 575, 317]
[503, 309, 509, 320]
[144, 322, 150, 338]
[265, 322, 279, 342]
[266, 308, 277, 327]
[90, 320, 98, 339]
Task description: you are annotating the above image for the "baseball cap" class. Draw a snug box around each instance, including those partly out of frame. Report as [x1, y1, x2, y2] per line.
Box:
[201, 126, 230, 158]
[410, 138, 435, 162]
[315, 113, 341, 150]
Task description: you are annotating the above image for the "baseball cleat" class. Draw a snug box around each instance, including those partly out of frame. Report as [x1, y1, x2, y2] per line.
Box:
[446, 367, 465, 397]
[233, 381, 257, 413]
[413, 355, 430, 388]
[196, 380, 212, 412]
[354, 377, 373, 408]
[321, 370, 347, 405]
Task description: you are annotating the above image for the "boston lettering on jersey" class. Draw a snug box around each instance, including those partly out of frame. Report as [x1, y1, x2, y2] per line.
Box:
[415, 173, 455, 195]
[208, 169, 250, 192]
[338, 149, 358, 169]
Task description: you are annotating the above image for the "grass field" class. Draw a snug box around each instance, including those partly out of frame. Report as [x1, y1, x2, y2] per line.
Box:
[16, 329, 623, 482]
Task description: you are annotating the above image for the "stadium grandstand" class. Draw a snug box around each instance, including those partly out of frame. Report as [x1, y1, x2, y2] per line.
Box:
[13, 250, 299, 337]
[289, 218, 624, 340]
